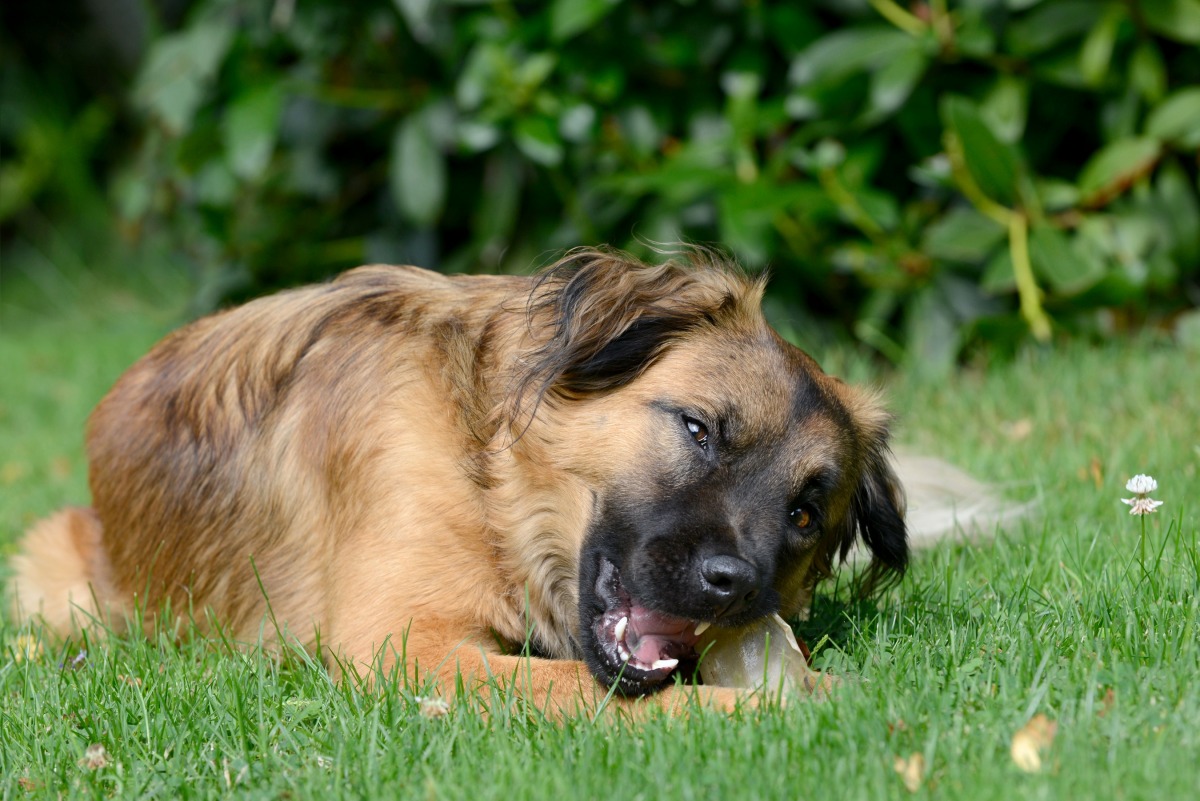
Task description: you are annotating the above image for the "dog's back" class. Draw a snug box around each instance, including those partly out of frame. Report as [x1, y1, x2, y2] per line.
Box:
[9, 265, 528, 643]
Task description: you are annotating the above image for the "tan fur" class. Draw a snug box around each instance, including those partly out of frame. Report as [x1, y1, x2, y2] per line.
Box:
[9, 248, 901, 717]
[9, 507, 115, 630]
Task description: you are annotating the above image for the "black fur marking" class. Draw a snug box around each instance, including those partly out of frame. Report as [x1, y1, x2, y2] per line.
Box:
[850, 447, 909, 595]
[557, 313, 696, 395]
[356, 291, 411, 327]
[511, 248, 753, 427]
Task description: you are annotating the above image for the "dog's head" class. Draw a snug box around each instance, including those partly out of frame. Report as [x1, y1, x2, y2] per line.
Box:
[513, 248, 907, 695]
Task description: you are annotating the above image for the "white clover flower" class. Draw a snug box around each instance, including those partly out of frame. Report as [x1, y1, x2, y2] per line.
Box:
[1122, 497, 1163, 516]
[1121, 474, 1162, 516]
[416, 696, 450, 719]
[1125, 474, 1158, 495]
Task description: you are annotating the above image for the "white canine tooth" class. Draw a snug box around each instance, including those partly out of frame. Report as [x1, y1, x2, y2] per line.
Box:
[650, 658, 679, 671]
[614, 616, 628, 643]
[694, 621, 711, 636]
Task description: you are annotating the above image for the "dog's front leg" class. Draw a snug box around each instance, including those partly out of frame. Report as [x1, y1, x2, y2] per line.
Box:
[439, 650, 754, 719]
[393, 620, 752, 719]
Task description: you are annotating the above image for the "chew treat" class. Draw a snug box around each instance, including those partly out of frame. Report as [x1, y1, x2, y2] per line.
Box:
[697, 613, 834, 695]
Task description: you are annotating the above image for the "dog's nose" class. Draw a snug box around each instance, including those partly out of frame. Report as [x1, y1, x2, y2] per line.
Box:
[699, 555, 761, 617]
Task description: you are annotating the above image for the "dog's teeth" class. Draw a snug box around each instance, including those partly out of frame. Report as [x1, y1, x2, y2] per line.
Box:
[650, 658, 679, 671]
[618, 643, 630, 662]
[614, 616, 628, 642]
[694, 621, 711, 636]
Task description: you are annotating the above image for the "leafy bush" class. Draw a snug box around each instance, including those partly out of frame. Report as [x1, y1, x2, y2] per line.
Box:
[12, 1, 1200, 370]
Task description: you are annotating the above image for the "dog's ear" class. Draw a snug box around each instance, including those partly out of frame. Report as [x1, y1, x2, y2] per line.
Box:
[812, 390, 908, 596]
[847, 440, 908, 596]
[513, 247, 759, 411]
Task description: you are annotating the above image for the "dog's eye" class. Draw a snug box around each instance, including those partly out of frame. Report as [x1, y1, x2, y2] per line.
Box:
[683, 416, 709, 448]
[790, 506, 814, 530]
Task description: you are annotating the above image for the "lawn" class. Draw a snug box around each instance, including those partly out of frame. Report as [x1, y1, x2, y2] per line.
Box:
[1, 259, 1197, 799]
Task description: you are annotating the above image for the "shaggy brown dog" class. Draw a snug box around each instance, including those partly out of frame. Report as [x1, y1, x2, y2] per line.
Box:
[10, 248, 906, 715]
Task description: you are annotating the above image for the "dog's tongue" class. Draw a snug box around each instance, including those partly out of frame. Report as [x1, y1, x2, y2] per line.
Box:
[627, 605, 700, 663]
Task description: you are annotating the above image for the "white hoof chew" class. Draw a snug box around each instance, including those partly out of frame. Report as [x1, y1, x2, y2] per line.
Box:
[697, 614, 833, 696]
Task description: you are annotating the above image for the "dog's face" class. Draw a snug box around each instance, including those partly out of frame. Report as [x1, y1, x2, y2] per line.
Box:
[514, 250, 908, 695]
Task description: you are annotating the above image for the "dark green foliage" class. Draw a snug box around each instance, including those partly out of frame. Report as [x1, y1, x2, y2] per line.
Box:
[4, 0, 1199, 370]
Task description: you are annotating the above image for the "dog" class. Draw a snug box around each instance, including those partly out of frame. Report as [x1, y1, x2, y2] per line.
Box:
[10, 247, 912, 715]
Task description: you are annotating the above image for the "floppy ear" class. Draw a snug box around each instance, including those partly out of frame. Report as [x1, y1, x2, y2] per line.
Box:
[809, 387, 908, 596]
[512, 247, 758, 413]
[847, 442, 909, 596]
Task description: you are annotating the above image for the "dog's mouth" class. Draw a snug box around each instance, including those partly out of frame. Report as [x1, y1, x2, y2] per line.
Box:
[590, 556, 705, 692]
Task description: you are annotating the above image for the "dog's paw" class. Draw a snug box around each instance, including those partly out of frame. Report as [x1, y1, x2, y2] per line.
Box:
[800, 669, 840, 698]
[648, 684, 757, 715]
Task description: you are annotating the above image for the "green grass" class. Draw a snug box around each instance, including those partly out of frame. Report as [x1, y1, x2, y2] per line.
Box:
[1, 261, 1197, 799]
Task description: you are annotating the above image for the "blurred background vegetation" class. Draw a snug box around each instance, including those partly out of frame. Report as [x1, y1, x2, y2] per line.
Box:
[2, 0, 1199, 375]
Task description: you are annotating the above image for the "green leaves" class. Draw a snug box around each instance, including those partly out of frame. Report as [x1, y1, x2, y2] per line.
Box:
[514, 116, 564, 167]
[1079, 3, 1124, 86]
[389, 114, 446, 228]
[1029, 223, 1104, 296]
[222, 84, 284, 182]
[1146, 88, 1200, 149]
[391, 0, 437, 45]
[980, 76, 1029, 144]
[791, 27, 914, 84]
[1006, 0, 1103, 55]
[865, 47, 928, 125]
[942, 96, 1024, 206]
[1078, 138, 1162, 207]
[550, 0, 621, 42]
[923, 208, 1006, 264]
[905, 285, 961, 379]
[1129, 42, 1168, 104]
[789, 27, 931, 126]
[1141, 0, 1200, 43]
[1156, 161, 1200, 268]
[90, 0, 1200, 368]
[132, 21, 233, 135]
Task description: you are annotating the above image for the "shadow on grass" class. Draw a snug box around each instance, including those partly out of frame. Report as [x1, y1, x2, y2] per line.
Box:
[792, 591, 889, 664]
